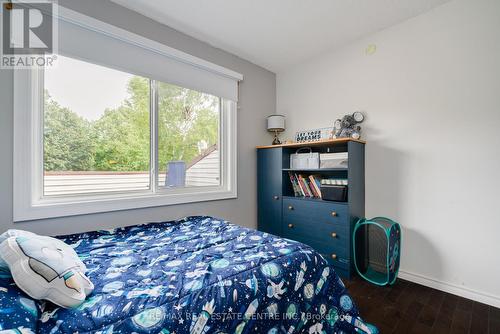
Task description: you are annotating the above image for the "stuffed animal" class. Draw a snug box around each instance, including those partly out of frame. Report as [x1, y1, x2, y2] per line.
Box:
[0, 230, 86, 274]
[0, 230, 93, 308]
[334, 112, 365, 139]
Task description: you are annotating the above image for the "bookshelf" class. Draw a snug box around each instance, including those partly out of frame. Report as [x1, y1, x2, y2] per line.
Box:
[257, 139, 365, 279]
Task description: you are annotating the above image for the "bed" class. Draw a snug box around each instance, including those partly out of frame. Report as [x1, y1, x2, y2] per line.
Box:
[0, 216, 376, 333]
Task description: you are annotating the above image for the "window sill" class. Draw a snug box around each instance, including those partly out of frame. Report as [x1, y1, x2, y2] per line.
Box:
[14, 187, 237, 222]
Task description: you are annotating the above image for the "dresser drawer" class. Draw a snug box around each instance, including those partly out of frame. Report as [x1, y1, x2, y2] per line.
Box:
[282, 215, 348, 248]
[283, 231, 350, 264]
[283, 197, 349, 225]
[283, 198, 349, 235]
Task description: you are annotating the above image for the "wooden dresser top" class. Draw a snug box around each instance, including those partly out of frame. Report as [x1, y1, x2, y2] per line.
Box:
[256, 138, 365, 149]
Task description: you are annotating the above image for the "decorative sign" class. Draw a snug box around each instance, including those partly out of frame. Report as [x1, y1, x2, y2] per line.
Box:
[294, 127, 334, 143]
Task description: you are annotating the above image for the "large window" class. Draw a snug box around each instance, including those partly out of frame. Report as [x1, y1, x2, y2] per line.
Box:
[13, 6, 240, 221]
[14, 56, 235, 221]
[43, 56, 222, 197]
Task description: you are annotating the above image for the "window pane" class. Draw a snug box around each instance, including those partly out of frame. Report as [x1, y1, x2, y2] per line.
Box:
[43, 55, 150, 196]
[157, 82, 221, 188]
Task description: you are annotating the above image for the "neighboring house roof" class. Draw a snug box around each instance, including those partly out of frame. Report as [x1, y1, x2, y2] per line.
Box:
[185, 144, 220, 187]
[186, 144, 217, 169]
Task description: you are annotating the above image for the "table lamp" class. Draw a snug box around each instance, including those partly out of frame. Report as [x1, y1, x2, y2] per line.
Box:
[267, 115, 285, 145]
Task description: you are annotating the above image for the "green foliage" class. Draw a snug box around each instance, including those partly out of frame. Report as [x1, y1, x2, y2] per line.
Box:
[43, 77, 219, 172]
[92, 77, 151, 171]
[157, 81, 219, 171]
[44, 94, 95, 171]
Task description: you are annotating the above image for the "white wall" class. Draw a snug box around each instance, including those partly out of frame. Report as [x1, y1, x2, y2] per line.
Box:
[0, 0, 275, 235]
[277, 0, 500, 307]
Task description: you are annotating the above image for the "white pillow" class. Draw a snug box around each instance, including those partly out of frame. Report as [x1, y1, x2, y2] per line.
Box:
[0, 231, 93, 308]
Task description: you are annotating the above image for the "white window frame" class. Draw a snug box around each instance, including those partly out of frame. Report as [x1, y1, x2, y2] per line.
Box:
[13, 8, 239, 222]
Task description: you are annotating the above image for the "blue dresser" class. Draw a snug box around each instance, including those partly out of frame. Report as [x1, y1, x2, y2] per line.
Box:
[257, 139, 365, 279]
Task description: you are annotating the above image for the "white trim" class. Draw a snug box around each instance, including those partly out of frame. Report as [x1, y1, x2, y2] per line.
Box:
[59, 6, 243, 81]
[150, 79, 158, 194]
[398, 270, 500, 308]
[17, 188, 238, 222]
[25, 3, 243, 82]
[13, 68, 238, 222]
[223, 100, 238, 196]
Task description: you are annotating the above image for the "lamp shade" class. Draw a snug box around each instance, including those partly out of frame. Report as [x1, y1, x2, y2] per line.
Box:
[267, 115, 285, 132]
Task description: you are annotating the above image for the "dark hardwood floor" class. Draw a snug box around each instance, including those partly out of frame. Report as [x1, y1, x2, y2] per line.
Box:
[344, 276, 500, 334]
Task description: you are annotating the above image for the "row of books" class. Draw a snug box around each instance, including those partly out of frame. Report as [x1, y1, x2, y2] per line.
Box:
[321, 178, 348, 186]
[288, 173, 323, 198]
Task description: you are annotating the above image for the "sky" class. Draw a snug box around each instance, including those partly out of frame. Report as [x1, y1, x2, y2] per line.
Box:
[44, 55, 136, 121]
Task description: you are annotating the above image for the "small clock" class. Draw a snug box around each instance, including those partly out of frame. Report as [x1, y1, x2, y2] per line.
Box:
[353, 111, 364, 122]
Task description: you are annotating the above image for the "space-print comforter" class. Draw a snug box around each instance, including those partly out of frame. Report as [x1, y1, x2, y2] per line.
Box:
[0, 216, 376, 334]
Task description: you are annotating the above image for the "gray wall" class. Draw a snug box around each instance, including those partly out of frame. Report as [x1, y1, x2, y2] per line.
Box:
[277, 0, 500, 306]
[0, 0, 275, 235]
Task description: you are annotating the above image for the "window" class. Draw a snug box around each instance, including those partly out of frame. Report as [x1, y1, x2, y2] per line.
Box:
[157, 81, 221, 188]
[43, 56, 223, 196]
[44, 56, 151, 196]
[13, 6, 240, 221]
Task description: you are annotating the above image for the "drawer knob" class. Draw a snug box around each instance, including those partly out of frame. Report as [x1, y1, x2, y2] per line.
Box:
[331, 254, 337, 260]
[288, 205, 294, 210]
[331, 232, 337, 238]
[331, 211, 337, 217]
[288, 224, 294, 228]
[273, 195, 279, 200]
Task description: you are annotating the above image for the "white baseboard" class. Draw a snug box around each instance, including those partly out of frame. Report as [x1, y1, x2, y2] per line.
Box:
[398, 270, 500, 308]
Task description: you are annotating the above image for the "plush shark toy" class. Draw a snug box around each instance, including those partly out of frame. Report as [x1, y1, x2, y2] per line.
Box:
[0, 230, 93, 308]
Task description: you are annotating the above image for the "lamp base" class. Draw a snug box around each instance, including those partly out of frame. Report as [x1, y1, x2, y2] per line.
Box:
[272, 131, 281, 145]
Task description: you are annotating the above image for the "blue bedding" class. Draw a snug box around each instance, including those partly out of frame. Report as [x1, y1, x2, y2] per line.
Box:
[0, 216, 376, 333]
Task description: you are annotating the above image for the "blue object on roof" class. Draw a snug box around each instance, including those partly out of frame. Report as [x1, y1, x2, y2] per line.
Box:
[166, 161, 186, 187]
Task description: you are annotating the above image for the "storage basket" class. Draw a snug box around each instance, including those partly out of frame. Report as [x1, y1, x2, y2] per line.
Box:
[290, 147, 319, 169]
[320, 152, 348, 169]
[320, 185, 347, 202]
[353, 217, 401, 286]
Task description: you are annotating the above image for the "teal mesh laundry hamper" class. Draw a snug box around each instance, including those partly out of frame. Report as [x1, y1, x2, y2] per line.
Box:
[353, 217, 401, 286]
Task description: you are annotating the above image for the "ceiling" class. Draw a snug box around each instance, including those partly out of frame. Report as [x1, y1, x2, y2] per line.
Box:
[110, 0, 451, 73]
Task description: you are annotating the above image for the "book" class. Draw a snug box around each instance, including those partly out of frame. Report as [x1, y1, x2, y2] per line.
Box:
[293, 174, 305, 197]
[314, 178, 323, 198]
[321, 178, 348, 186]
[300, 174, 314, 197]
[289, 173, 329, 199]
[296, 174, 306, 196]
[288, 172, 301, 196]
[297, 174, 312, 197]
[309, 179, 319, 198]
[308, 175, 322, 198]
[306, 175, 318, 197]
